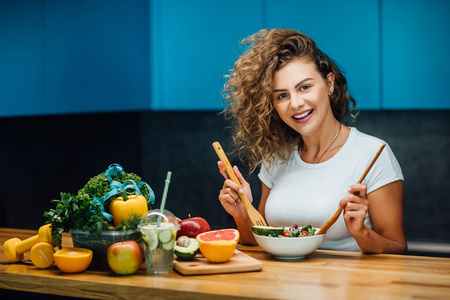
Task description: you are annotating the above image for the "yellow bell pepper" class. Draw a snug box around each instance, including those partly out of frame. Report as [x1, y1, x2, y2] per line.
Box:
[110, 194, 148, 226]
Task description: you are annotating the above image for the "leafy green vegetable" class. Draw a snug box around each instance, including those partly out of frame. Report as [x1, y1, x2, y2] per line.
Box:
[77, 172, 150, 207]
[44, 170, 152, 248]
[287, 225, 316, 237]
[44, 193, 99, 247]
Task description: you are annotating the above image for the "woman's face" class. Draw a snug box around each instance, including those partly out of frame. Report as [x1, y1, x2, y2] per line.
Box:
[272, 58, 335, 137]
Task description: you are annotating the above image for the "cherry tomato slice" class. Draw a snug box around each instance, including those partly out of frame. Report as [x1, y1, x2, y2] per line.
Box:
[301, 231, 309, 236]
[282, 231, 290, 237]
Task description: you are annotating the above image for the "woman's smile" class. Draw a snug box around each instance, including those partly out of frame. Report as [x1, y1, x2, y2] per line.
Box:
[292, 109, 314, 123]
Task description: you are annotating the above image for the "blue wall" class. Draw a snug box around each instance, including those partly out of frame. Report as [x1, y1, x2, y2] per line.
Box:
[0, 0, 150, 117]
[1, 0, 449, 117]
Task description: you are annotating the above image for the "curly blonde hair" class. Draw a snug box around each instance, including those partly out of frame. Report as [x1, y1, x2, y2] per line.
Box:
[222, 28, 357, 172]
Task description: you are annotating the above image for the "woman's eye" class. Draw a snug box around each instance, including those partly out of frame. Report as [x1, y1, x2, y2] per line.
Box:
[277, 93, 288, 100]
[300, 85, 310, 91]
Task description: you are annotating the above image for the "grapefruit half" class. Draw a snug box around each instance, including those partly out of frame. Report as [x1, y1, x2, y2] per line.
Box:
[196, 229, 239, 243]
[196, 229, 239, 263]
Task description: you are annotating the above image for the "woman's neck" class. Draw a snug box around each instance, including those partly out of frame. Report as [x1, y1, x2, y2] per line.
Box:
[300, 120, 346, 164]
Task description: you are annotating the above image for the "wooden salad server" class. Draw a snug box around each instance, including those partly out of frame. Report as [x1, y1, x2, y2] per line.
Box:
[212, 142, 268, 227]
[317, 143, 386, 235]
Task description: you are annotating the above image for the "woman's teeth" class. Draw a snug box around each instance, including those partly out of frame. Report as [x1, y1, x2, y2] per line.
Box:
[293, 110, 312, 119]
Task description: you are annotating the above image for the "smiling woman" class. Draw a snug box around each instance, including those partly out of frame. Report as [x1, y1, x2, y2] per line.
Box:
[216, 28, 406, 255]
[272, 58, 340, 162]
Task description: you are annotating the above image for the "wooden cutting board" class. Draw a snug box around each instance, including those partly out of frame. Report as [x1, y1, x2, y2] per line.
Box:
[173, 250, 263, 275]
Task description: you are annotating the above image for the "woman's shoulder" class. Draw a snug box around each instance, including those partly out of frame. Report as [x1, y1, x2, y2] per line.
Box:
[258, 143, 297, 187]
[347, 127, 402, 170]
[263, 142, 297, 166]
[346, 127, 391, 154]
[347, 128, 403, 191]
[345, 127, 401, 164]
[349, 127, 387, 146]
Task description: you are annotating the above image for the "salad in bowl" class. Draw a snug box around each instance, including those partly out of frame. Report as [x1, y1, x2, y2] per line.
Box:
[252, 224, 324, 259]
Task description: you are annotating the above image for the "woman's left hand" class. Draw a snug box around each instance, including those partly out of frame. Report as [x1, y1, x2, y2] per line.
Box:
[340, 183, 369, 238]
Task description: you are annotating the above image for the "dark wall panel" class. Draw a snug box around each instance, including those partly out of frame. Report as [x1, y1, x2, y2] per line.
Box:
[0, 112, 142, 228]
[1, 110, 449, 246]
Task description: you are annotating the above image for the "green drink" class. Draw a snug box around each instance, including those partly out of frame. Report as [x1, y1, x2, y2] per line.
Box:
[138, 209, 180, 274]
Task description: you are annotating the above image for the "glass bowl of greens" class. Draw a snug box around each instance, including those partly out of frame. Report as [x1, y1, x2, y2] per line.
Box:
[252, 225, 323, 259]
[71, 229, 143, 269]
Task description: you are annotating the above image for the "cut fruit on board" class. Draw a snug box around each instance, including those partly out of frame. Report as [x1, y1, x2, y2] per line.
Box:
[198, 240, 237, 263]
[196, 229, 240, 263]
[174, 238, 199, 261]
[173, 250, 262, 275]
[196, 229, 239, 243]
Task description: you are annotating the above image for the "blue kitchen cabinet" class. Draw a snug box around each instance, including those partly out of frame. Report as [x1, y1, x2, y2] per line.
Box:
[382, 0, 450, 109]
[0, 1, 44, 116]
[265, 0, 381, 110]
[2, 0, 449, 116]
[0, 0, 150, 117]
[43, 0, 150, 115]
[150, 0, 263, 110]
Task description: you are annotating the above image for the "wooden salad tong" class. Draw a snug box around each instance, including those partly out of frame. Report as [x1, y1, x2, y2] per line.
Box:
[317, 143, 386, 235]
[212, 142, 268, 227]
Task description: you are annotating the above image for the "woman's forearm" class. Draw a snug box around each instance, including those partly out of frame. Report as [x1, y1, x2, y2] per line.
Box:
[354, 225, 407, 254]
[234, 216, 258, 245]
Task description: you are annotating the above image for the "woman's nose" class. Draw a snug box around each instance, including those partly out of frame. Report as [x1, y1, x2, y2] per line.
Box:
[289, 93, 305, 109]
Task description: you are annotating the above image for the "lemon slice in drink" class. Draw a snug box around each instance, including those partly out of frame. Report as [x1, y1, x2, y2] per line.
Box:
[141, 228, 158, 251]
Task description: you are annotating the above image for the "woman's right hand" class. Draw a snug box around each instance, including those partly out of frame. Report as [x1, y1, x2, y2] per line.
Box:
[217, 161, 253, 220]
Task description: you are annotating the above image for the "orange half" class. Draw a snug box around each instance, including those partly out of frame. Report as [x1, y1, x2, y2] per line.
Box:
[53, 248, 93, 273]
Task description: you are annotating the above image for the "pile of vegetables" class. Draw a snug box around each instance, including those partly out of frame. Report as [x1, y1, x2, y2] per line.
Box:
[257, 224, 316, 238]
[44, 164, 155, 247]
[281, 225, 316, 238]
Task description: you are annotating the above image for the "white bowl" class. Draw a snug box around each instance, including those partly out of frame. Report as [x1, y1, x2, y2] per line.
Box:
[253, 229, 324, 259]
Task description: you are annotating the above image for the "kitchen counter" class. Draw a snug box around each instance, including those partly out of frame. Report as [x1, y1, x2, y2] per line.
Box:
[1, 227, 450, 299]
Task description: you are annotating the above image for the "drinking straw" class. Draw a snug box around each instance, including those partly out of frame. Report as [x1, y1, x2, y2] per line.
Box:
[160, 171, 172, 213]
[147, 171, 172, 272]
[157, 171, 172, 226]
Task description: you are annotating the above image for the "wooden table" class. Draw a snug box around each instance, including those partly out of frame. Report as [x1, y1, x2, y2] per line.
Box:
[1, 228, 450, 299]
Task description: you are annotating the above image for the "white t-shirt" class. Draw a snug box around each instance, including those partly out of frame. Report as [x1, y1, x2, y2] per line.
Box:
[258, 127, 403, 251]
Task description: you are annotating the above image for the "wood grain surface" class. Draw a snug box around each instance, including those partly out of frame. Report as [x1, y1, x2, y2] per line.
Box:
[1, 228, 450, 299]
[173, 250, 262, 275]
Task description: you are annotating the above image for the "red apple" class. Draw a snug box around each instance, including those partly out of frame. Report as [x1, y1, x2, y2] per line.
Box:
[107, 241, 143, 275]
[177, 215, 210, 239]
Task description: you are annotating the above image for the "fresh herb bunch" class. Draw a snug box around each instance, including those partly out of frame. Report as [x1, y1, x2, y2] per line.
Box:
[44, 171, 150, 248]
[44, 193, 103, 247]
